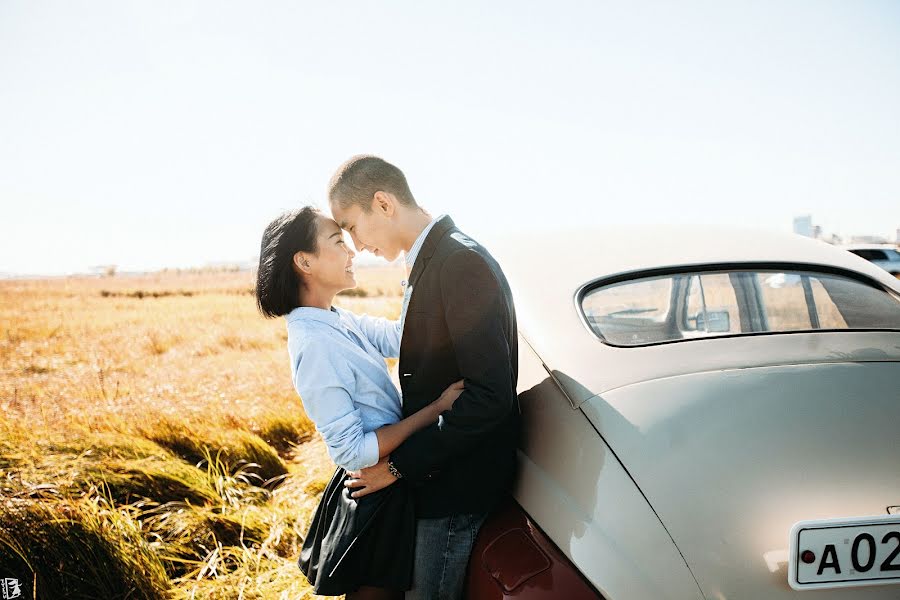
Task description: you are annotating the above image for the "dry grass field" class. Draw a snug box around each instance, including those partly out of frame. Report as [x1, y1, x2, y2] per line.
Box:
[0, 265, 404, 599]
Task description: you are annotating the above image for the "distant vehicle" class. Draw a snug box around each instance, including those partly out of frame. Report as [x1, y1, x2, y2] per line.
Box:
[842, 244, 900, 276]
[464, 227, 900, 600]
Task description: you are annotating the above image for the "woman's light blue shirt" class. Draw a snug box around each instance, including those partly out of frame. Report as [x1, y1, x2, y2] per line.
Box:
[285, 306, 402, 471]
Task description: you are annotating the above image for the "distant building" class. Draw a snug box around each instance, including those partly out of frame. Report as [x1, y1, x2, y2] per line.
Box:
[850, 234, 889, 244]
[89, 265, 118, 277]
[793, 215, 813, 237]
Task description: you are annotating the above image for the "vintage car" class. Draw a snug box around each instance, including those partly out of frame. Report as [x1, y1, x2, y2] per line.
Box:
[465, 226, 900, 599]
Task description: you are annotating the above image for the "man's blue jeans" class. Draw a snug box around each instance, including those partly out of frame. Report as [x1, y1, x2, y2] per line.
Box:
[405, 512, 487, 600]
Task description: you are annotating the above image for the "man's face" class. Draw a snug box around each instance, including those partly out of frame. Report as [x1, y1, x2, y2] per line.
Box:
[330, 196, 404, 261]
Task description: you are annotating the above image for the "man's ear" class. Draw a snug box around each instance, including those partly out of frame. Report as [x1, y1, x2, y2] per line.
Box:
[293, 252, 312, 274]
[372, 191, 396, 217]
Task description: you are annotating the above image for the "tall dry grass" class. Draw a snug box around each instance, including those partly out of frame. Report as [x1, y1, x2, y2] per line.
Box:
[0, 265, 403, 599]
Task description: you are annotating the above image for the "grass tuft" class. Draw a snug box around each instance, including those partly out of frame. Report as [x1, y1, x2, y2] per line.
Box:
[85, 458, 220, 506]
[253, 411, 316, 453]
[218, 333, 270, 351]
[0, 493, 171, 600]
[141, 418, 288, 486]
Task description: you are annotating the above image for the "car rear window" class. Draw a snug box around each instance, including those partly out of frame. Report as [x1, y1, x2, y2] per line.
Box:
[580, 268, 900, 346]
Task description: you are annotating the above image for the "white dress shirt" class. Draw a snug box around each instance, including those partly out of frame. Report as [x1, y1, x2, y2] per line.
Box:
[400, 214, 443, 335]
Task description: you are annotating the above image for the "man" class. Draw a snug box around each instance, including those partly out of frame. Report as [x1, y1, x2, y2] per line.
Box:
[328, 155, 519, 600]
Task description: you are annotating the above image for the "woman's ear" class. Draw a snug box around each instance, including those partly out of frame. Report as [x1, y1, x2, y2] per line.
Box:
[293, 252, 312, 274]
[372, 191, 396, 217]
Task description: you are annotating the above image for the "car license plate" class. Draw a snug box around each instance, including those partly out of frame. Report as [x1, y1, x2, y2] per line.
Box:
[789, 515, 900, 590]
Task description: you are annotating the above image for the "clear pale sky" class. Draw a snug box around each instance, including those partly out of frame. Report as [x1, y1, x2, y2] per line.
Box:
[1, 1, 899, 275]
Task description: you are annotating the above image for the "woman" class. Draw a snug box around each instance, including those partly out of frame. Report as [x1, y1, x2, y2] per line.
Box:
[254, 207, 461, 600]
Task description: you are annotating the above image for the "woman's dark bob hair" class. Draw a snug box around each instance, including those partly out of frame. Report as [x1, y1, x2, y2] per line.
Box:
[255, 206, 320, 318]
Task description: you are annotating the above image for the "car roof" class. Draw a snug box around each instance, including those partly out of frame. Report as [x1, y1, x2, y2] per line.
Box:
[490, 225, 900, 302]
[486, 225, 900, 402]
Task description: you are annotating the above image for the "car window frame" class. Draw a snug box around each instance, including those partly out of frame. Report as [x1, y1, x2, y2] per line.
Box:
[574, 261, 900, 348]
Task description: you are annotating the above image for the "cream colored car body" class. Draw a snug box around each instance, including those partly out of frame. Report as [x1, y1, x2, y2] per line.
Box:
[489, 227, 900, 599]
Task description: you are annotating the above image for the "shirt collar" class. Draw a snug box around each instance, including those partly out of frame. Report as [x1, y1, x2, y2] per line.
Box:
[285, 305, 341, 328]
[405, 214, 444, 272]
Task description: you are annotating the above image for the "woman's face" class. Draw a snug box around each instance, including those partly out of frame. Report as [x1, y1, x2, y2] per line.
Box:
[300, 216, 356, 293]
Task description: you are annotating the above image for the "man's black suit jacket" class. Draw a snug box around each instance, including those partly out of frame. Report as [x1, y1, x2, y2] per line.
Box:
[389, 215, 519, 518]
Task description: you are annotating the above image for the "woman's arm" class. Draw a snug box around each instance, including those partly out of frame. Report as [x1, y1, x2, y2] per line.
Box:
[291, 341, 380, 472]
[339, 309, 401, 359]
[374, 380, 464, 458]
[291, 335, 463, 471]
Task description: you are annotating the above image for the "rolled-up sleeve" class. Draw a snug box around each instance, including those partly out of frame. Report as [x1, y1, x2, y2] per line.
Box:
[291, 341, 380, 471]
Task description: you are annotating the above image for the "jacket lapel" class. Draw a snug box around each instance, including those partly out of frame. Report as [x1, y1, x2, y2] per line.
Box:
[399, 215, 455, 377]
[407, 215, 455, 290]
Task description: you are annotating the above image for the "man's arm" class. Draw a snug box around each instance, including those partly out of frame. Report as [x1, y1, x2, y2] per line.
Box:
[388, 248, 515, 481]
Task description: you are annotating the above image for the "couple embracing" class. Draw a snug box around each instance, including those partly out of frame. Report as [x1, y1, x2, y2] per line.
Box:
[255, 155, 520, 600]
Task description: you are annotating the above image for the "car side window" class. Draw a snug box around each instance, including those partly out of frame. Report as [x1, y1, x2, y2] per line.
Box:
[852, 249, 888, 261]
[581, 277, 674, 345]
[758, 273, 812, 331]
[684, 274, 740, 337]
[809, 278, 848, 328]
[581, 268, 900, 346]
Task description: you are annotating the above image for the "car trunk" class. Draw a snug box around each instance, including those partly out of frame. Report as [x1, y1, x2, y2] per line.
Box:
[580, 360, 900, 599]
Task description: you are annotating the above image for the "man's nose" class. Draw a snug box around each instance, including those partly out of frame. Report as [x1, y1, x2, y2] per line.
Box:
[349, 233, 368, 253]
